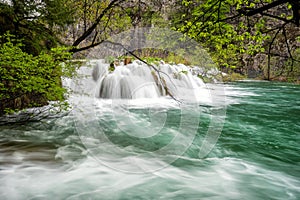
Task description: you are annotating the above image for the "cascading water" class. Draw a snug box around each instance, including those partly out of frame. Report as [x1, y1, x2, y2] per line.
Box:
[90, 59, 209, 102]
[96, 60, 160, 99]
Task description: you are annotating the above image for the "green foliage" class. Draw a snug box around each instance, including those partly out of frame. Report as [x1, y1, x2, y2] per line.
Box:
[142, 56, 161, 64]
[281, 48, 300, 83]
[0, 0, 75, 55]
[132, 48, 192, 65]
[222, 72, 246, 82]
[172, 0, 271, 69]
[164, 53, 191, 65]
[0, 34, 75, 115]
[109, 52, 190, 66]
[105, 56, 117, 64]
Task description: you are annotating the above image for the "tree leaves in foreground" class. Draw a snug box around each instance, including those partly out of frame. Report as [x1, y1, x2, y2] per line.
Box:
[172, 0, 300, 81]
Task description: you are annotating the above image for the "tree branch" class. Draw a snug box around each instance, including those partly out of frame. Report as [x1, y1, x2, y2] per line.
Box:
[238, 0, 288, 16]
[260, 12, 292, 24]
[282, 26, 294, 72]
[71, 0, 125, 48]
[71, 40, 105, 53]
[267, 23, 286, 80]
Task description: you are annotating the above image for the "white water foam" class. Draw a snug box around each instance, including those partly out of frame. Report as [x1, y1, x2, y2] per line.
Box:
[75, 59, 212, 102]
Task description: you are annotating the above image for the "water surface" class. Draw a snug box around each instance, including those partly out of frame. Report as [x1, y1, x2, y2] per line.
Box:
[0, 81, 299, 199]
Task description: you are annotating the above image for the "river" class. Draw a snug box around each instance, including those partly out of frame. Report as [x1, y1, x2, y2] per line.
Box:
[0, 64, 299, 199]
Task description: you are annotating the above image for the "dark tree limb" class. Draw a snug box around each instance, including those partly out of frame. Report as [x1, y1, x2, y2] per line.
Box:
[238, 0, 288, 16]
[71, 0, 125, 49]
[290, 0, 300, 26]
[72, 40, 105, 53]
[238, 0, 300, 26]
[267, 24, 286, 80]
[260, 12, 292, 24]
[282, 26, 294, 73]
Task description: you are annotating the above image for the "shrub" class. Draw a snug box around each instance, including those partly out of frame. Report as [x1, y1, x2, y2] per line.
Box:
[0, 34, 74, 115]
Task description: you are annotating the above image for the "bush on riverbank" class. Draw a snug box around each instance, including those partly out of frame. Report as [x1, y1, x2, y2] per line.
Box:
[0, 34, 75, 116]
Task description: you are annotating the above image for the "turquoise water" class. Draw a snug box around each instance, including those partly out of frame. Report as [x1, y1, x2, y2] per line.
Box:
[0, 82, 299, 199]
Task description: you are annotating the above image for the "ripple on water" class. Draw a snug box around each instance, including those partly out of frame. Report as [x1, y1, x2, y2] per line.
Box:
[0, 82, 299, 199]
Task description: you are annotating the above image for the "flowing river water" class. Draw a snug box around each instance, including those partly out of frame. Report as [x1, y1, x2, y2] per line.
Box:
[0, 61, 299, 199]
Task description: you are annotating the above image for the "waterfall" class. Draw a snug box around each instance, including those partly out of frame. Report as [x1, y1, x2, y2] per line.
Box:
[90, 59, 208, 101]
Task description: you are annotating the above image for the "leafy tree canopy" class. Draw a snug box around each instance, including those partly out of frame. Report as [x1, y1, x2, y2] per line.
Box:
[0, 0, 74, 55]
[172, 0, 300, 80]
